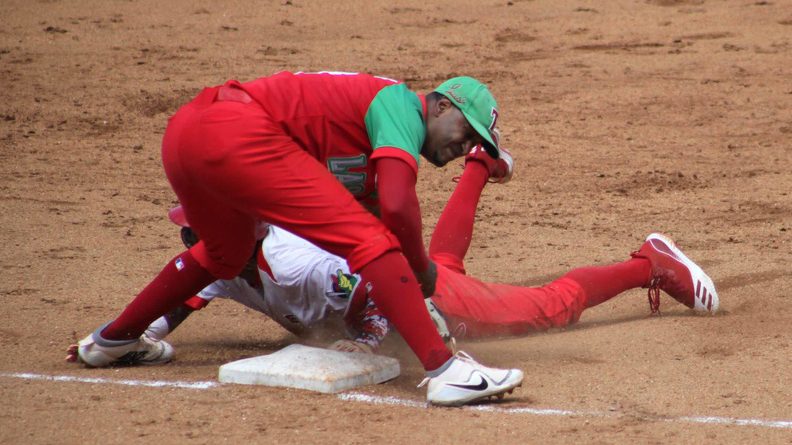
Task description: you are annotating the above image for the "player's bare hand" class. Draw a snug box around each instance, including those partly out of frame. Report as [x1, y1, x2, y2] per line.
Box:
[416, 260, 438, 298]
[65, 344, 79, 363]
[329, 339, 374, 354]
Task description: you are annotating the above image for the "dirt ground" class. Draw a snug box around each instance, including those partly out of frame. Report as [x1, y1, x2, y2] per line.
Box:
[1, 0, 790, 443]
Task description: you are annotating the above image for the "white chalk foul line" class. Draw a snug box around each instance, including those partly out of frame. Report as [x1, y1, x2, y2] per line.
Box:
[337, 392, 792, 430]
[3, 372, 791, 430]
[1, 372, 218, 390]
[337, 392, 607, 417]
[675, 416, 792, 430]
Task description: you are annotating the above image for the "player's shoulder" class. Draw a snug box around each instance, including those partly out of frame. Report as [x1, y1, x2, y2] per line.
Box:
[371, 81, 421, 108]
[365, 81, 425, 153]
[297, 70, 401, 83]
[293, 71, 407, 93]
[249, 70, 407, 91]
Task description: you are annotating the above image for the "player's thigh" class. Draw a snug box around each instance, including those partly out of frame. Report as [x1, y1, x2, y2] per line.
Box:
[236, 145, 398, 270]
[185, 104, 396, 270]
[161, 99, 260, 278]
[432, 269, 587, 338]
[431, 252, 466, 275]
[179, 192, 257, 279]
[164, 99, 397, 271]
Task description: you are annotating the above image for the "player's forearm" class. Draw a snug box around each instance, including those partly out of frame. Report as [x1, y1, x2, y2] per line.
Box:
[381, 197, 430, 273]
[375, 157, 430, 274]
[144, 305, 195, 340]
[144, 295, 208, 340]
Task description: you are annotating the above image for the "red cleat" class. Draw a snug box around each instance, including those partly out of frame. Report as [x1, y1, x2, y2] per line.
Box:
[632, 233, 719, 314]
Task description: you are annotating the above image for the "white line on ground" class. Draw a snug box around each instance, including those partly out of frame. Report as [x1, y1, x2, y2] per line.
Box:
[3, 372, 791, 430]
[338, 392, 792, 429]
[1, 372, 218, 390]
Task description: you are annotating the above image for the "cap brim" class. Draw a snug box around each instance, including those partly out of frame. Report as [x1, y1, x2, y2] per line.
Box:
[462, 111, 499, 159]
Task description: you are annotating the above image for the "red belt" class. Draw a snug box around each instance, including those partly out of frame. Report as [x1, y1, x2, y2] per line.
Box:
[216, 85, 252, 104]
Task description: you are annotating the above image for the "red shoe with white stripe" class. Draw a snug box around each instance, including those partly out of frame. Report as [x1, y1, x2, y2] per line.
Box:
[632, 233, 719, 314]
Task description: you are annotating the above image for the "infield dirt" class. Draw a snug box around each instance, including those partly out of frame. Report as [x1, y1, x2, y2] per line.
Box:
[1, 0, 790, 444]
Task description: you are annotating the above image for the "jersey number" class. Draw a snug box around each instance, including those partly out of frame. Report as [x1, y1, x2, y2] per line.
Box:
[327, 155, 367, 195]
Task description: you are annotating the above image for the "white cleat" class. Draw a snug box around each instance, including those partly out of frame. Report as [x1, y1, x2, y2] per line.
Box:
[420, 351, 523, 407]
[76, 325, 174, 367]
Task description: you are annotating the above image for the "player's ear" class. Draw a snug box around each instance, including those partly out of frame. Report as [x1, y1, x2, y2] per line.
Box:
[426, 92, 451, 119]
[435, 96, 452, 115]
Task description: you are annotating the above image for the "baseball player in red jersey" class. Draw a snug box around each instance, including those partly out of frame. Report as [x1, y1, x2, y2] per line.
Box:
[76, 142, 719, 361]
[426, 146, 719, 340]
[73, 71, 523, 406]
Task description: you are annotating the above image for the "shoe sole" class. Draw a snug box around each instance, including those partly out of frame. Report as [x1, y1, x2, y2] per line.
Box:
[646, 233, 719, 314]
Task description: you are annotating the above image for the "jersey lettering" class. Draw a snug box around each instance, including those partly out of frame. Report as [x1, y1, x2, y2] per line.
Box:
[327, 155, 368, 196]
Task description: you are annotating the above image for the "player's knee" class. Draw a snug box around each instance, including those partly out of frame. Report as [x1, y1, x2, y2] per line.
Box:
[346, 232, 402, 272]
[191, 242, 253, 279]
[209, 262, 246, 280]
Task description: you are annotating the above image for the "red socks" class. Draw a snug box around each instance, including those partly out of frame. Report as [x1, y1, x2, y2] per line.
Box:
[564, 257, 652, 308]
[101, 250, 217, 340]
[429, 160, 489, 263]
[358, 251, 452, 371]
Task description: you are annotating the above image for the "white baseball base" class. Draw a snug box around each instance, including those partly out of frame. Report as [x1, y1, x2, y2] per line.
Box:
[218, 344, 400, 393]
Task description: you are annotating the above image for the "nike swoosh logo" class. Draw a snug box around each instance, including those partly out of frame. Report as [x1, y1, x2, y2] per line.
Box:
[448, 376, 488, 391]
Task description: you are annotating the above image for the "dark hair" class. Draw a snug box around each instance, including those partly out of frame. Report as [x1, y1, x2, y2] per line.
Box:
[426, 91, 444, 102]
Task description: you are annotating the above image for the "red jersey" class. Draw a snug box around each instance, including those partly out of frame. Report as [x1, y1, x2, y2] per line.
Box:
[234, 71, 428, 206]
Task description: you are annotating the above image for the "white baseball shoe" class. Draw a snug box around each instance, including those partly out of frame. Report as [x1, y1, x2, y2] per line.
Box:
[74, 325, 174, 367]
[632, 233, 719, 314]
[419, 351, 523, 406]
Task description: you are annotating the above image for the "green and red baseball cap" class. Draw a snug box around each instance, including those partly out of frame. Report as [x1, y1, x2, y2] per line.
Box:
[434, 76, 501, 158]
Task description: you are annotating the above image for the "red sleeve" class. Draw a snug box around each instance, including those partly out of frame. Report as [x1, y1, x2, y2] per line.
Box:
[370, 147, 419, 176]
[375, 157, 430, 274]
